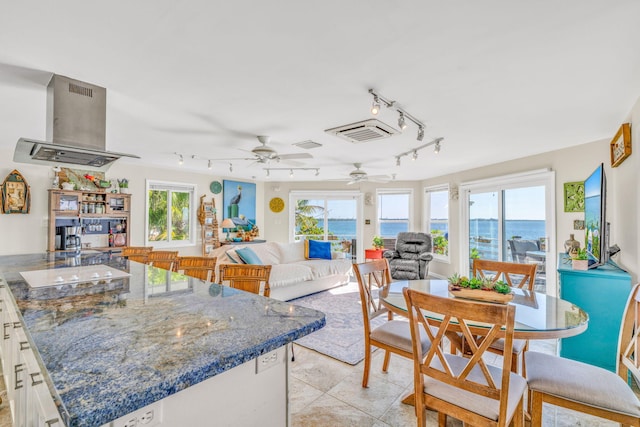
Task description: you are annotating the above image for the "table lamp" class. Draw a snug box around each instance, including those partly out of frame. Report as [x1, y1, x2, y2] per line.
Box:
[221, 218, 235, 241]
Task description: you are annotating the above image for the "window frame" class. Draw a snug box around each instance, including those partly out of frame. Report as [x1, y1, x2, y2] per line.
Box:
[376, 188, 414, 238]
[424, 184, 450, 263]
[145, 180, 197, 248]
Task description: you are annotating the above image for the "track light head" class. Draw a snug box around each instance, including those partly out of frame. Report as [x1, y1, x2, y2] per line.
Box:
[179, 154, 183, 165]
[396, 157, 401, 167]
[315, 169, 320, 176]
[417, 126, 425, 141]
[398, 112, 407, 130]
[266, 169, 270, 177]
[289, 169, 294, 178]
[412, 150, 418, 161]
[434, 141, 441, 154]
[371, 95, 380, 115]
[207, 160, 212, 169]
[229, 163, 233, 173]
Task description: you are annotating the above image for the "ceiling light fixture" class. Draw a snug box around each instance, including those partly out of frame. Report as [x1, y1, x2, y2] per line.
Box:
[175, 152, 183, 165]
[229, 163, 233, 173]
[368, 89, 426, 137]
[371, 95, 380, 115]
[263, 167, 322, 178]
[207, 160, 212, 169]
[315, 169, 320, 176]
[398, 112, 407, 130]
[289, 169, 294, 178]
[266, 169, 270, 177]
[393, 137, 444, 166]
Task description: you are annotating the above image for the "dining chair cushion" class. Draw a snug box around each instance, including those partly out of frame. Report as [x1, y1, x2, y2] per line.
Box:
[526, 351, 640, 417]
[370, 320, 430, 355]
[235, 247, 263, 265]
[488, 337, 528, 353]
[424, 353, 528, 421]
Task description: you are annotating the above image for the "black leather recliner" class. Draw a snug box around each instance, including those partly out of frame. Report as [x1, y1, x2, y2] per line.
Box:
[383, 232, 433, 280]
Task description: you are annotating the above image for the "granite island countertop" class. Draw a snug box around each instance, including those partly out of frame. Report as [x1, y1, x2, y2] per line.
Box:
[0, 252, 326, 427]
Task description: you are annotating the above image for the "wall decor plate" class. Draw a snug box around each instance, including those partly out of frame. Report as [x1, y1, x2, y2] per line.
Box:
[269, 197, 285, 213]
[209, 181, 222, 194]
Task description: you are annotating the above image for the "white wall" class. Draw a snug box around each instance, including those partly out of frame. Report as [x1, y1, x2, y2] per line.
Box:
[0, 153, 264, 256]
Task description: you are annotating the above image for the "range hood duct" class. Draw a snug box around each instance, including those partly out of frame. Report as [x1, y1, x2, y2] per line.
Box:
[14, 74, 139, 171]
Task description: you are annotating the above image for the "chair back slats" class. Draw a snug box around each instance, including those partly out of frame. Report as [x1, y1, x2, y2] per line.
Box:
[147, 251, 179, 271]
[404, 287, 517, 422]
[353, 259, 392, 326]
[218, 264, 272, 297]
[619, 284, 640, 382]
[122, 246, 153, 263]
[473, 258, 537, 290]
[177, 256, 217, 282]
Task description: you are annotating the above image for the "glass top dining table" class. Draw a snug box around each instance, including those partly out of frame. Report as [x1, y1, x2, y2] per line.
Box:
[380, 279, 589, 340]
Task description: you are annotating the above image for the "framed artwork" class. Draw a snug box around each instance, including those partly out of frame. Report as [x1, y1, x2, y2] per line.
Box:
[223, 180, 256, 229]
[573, 219, 585, 230]
[1, 169, 31, 214]
[610, 123, 631, 167]
[563, 181, 585, 212]
[204, 217, 213, 225]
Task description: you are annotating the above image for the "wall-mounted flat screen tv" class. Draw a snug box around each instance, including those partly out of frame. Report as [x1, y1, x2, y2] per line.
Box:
[584, 162, 608, 268]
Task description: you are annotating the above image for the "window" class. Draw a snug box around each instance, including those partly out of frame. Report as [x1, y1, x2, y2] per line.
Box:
[377, 189, 412, 238]
[424, 185, 450, 261]
[146, 180, 196, 247]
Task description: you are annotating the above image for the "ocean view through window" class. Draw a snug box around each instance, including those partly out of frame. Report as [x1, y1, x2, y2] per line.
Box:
[377, 189, 412, 237]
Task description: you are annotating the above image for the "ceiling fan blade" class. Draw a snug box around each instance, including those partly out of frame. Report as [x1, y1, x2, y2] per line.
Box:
[278, 153, 313, 160]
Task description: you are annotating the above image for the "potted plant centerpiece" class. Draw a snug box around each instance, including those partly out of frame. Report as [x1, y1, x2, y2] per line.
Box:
[447, 273, 514, 304]
[571, 248, 589, 270]
[372, 235, 384, 250]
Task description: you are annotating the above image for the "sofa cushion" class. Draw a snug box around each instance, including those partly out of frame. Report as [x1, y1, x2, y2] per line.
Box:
[295, 258, 352, 279]
[235, 247, 263, 265]
[304, 240, 332, 260]
[268, 263, 315, 287]
[225, 249, 244, 264]
[244, 242, 282, 265]
[274, 241, 305, 264]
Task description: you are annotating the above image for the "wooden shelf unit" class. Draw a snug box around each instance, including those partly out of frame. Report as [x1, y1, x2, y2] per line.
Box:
[48, 189, 131, 252]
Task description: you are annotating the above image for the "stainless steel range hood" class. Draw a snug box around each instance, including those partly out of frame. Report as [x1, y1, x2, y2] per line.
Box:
[14, 74, 139, 171]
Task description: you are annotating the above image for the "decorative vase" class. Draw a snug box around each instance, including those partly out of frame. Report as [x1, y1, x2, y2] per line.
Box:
[564, 234, 580, 255]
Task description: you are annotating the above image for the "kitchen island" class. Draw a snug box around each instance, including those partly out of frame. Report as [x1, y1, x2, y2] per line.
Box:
[0, 251, 326, 426]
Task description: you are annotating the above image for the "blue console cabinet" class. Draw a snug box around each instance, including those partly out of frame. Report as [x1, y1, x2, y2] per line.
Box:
[557, 254, 632, 371]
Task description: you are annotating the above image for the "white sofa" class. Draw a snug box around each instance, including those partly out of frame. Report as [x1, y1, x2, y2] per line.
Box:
[210, 241, 352, 301]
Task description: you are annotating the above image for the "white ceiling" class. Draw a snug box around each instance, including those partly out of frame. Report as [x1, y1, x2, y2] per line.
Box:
[1, 1, 640, 182]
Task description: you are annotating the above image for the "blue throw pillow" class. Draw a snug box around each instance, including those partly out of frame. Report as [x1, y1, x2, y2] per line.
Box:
[305, 240, 332, 260]
[235, 247, 263, 265]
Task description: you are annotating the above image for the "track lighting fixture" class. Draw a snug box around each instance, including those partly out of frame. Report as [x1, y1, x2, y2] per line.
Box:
[229, 163, 233, 173]
[175, 152, 184, 165]
[398, 112, 407, 130]
[368, 89, 427, 141]
[263, 167, 321, 178]
[371, 95, 380, 115]
[393, 137, 444, 166]
[207, 160, 212, 169]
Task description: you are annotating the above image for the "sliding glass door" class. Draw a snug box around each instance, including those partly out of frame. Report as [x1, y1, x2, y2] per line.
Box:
[461, 170, 556, 295]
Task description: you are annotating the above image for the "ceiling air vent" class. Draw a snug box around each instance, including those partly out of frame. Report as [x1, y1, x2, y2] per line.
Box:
[293, 140, 323, 149]
[325, 119, 399, 143]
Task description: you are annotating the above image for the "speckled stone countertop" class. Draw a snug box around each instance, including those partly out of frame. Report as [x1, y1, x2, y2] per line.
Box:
[0, 252, 326, 427]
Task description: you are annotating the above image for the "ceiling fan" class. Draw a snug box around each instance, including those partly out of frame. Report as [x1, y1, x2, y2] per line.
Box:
[341, 163, 391, 185]
[243, 136, 313, 164]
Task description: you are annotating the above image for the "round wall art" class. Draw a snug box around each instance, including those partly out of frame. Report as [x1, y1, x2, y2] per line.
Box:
[269, 197, 285, 213]
[209, 181, 222, 194]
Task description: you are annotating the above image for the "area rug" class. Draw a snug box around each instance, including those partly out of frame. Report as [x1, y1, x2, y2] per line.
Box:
[291, 281, 385, 365]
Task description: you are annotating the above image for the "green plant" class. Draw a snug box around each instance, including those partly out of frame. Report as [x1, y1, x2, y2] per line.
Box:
[447, 274, 512, 294]
[372, 235, 384, 250]
[572, 248, 588, 260]
[470, 248, 480, 259]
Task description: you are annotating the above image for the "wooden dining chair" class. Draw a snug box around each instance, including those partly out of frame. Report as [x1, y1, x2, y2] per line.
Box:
[526, 283, 640, 426]
[353, 258, 431, 388]
[147, 250, 179, 271]
[121, 246, 153, 263]
[218, 264, 272, 297]
[403, 287, 527, 427]
[463, 259, 538, 375]
[177, 256, 217, 282]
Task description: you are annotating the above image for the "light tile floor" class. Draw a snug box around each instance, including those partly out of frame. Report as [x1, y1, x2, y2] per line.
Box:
[290, 339, 623, 427]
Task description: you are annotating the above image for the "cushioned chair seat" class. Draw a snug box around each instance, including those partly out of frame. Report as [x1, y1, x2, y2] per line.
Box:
[370, 320, 430, 355]
[526, 351, 640, 417]
[424, 353, 528, 421]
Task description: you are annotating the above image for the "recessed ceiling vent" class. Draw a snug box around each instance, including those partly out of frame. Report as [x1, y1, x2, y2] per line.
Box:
[325, 119, 399, 143]
[293, 140, 323, 149]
